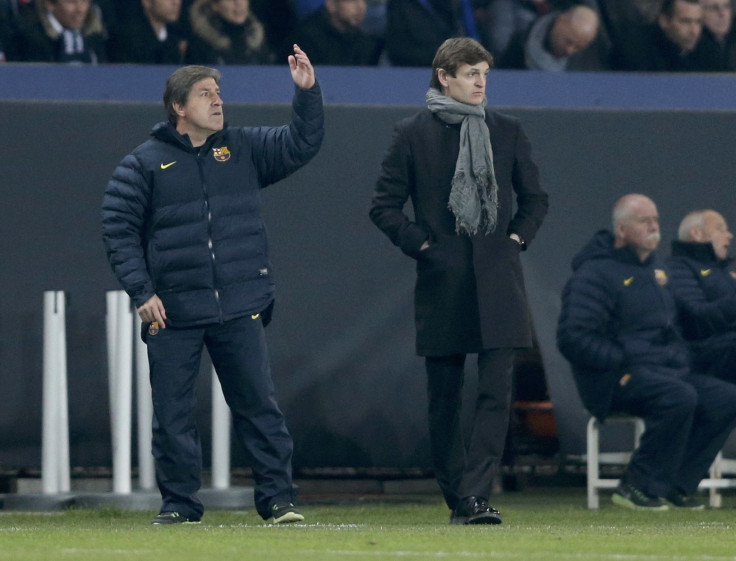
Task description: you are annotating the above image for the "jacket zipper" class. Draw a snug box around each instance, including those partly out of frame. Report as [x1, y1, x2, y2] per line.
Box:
[197, 148, 224, 323]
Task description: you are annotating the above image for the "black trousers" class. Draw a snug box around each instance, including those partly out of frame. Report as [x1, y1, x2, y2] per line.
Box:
[146, 314, 295, 520]
[425, 348, 514, 510]
[611, 370, 736, 497]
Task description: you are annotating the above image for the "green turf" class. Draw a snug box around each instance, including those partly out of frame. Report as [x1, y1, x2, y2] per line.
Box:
[2, 488, 736, 560]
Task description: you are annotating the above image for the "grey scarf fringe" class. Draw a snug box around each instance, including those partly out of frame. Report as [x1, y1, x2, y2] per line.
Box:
[426, 88, 498, 236]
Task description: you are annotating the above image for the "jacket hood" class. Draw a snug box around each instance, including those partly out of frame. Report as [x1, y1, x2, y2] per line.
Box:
[571, 230, 614, 271]
[571, 229, 651, 271]
[189, 0, 265, 52]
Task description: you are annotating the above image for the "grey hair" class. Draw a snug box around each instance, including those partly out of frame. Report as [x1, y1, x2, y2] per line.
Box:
[612, 194, 646, 231]
[678, 210, 707, 241]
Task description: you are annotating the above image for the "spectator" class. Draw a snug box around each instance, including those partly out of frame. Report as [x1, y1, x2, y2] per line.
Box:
[293, 0, 323, 18]
[699, 0, 736, 69]
[289, 0, 382, 65]
[362, 0, 387, 36]
[557, 194, 736, 510]
[12, 0, 108, 63]
[185, 0, 274, 65]
[108, 0, 186, 64]
[251, 0, 298, 60]
[611, 0, 721, 71]
[1, 10, 11, 61]
[385, 0, 480, 67]
[668, 210, 736, 383]
[481, 0, 552, 60]
[593, 0, 660, 46]
[499, 4, 607, 70]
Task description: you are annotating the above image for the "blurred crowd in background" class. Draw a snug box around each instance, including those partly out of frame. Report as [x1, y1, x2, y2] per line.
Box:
[0, 0, 734, 71]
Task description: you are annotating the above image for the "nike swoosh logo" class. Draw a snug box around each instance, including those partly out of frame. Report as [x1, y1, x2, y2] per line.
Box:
[160, 161, 176, 169]
[251, 313, 260, 320]
[623, 277, 634, 286]
[701, 269, 712, 276]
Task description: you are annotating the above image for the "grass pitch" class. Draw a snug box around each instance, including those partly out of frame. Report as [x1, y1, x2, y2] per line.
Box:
[2, 487, 736, 561]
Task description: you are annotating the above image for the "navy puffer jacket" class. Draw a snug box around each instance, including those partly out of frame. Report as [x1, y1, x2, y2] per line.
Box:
[557, 230, 689, 420]
[102, 83, 324, 327]
[667, 240, 736, 340]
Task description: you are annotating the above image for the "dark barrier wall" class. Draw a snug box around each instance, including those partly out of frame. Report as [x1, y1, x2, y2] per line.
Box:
[2, 100, 736, 469]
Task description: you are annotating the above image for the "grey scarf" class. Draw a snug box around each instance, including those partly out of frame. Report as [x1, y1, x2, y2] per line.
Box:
[524, 12, 568, 71]
[426, 88, 498, 236]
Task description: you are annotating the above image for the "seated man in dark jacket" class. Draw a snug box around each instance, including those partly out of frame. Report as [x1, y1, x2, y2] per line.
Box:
[102, 47, 324, 525]
[557, 194, 736, 511]
[668, 209, 736, 383]
[12, 0, 108, 63]
[611, 0, 721, 71]
[289, 0, 383, 66]
[108, 0, 186, 64]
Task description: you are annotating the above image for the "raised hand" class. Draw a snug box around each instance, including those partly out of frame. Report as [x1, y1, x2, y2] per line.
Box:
[288, 44, 315, 90]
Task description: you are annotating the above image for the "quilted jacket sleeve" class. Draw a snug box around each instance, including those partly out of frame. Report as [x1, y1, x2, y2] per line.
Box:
[248, 81, 325, 187]
[557, 263, 626, 373]
[101, 152, 155, 308]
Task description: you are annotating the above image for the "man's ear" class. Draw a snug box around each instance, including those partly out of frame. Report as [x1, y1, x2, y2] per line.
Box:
[690, 226, 704, 242]
[615, 222, 625, 242]
[173, 103, 185, 118]
[437, 69, 449, 88]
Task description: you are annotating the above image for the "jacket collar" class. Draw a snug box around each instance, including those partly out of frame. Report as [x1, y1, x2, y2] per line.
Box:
[150, 121, 227, 152]
[671, 239, 733, 267]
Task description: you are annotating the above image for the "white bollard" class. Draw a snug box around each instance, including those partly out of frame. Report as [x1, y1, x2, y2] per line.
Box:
[106, 292, 237, 496]
[211, 366, 231, 490]
[41, 291, 71, 494]
[106, 291, 133, 494]
[135, 334, 155, 490]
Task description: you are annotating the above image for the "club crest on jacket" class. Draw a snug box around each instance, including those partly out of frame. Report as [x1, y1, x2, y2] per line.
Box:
[213, 146, 230, 162]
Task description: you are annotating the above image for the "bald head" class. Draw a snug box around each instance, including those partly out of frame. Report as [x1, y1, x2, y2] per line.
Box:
[613, 194, 661, 261]
[678, 209, 733, 260]
[550, 5, 599, 58]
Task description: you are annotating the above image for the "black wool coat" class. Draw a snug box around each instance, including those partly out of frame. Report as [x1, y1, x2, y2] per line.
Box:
[370, 108, 548, 357]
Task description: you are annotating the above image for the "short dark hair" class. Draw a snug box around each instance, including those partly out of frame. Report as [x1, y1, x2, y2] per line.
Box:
[430, 37, 494, 91]
[660, 0, 699, 18]
[163, 65, 221, 125]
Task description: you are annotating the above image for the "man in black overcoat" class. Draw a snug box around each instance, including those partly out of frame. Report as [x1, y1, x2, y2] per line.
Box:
[370, 37, 548, 525]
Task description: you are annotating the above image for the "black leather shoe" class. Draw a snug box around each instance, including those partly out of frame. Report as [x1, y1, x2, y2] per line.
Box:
[450, 496, 502, 525]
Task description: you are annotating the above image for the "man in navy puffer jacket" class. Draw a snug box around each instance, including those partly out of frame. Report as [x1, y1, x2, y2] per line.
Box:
[668, 209, 736, 382]
[557, 194, 736, 511]
[102, 46, 324, 525]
